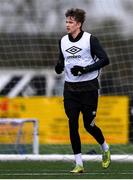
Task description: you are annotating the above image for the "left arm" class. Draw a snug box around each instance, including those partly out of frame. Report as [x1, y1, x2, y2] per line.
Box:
[55, 39, 64, 74]
[71, 35, 110, 76]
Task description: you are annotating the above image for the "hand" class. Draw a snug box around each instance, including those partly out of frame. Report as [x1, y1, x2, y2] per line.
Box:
[55, 63, 64, 74]
[71, 66, 86, 76]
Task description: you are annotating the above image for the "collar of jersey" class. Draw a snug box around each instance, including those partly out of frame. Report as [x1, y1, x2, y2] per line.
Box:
[68, 30, 84, 42]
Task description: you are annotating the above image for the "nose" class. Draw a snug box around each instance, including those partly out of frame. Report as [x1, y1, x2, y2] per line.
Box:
[66, 25, 70, 30]
[66, 22, 69, 27]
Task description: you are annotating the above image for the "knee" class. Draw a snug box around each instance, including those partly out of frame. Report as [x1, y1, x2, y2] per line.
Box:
[84, 123, 95, 133]
[83, 116, 96, 133]
[69, 119, 78, 132]
[83, 114, 96, 131]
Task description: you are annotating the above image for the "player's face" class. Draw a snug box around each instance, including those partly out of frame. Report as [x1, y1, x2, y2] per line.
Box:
[66, 16, 81, 35]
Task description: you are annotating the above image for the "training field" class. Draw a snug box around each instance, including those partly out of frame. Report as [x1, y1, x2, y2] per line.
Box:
[0, 144, 133, 179]
[0, 161, 133, 179]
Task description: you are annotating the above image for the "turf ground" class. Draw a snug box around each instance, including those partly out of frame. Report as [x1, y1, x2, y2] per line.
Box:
[0, 161, 133, 179]
[0, 144, 133, 179]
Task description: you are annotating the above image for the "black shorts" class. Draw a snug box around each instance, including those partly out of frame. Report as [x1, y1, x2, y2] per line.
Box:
[64, 89, 98, 124]
[64, 89, 98, 110]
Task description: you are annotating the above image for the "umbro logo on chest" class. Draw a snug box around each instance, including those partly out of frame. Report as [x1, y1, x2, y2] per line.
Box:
[66, 46, 82, 55]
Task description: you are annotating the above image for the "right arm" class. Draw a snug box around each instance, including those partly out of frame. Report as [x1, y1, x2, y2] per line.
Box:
[55, 40, 64, 74]
[71, 35, 110, 76]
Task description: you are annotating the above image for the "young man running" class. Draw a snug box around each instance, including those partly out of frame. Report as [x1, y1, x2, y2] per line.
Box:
[55, 8, 111, 173]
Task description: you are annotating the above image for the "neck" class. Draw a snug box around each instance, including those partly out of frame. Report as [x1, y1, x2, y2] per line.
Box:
[71, 29, 81, 39]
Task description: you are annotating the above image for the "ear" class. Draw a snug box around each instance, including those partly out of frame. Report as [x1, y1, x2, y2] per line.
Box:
[77, 22, 82, 29]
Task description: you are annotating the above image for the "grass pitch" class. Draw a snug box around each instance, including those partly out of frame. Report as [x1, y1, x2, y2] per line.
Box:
[0, 144, 133, 179]
[0, 161, 133, 179]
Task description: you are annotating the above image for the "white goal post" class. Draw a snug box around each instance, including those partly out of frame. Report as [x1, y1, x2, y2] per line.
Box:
[0, 118, 132, 162]
[0, 154, 133, 162]
[0, 118, 39, 155]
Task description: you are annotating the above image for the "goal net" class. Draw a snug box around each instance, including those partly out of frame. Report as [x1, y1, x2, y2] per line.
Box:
[0, 0, 132, 162]
[0, 119, 39, 155]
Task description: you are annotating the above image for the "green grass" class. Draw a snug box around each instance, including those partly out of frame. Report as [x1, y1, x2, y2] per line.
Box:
[0, 161, 133, 179]
[41, 144, 133, 154]
[0, 144, 133, 179]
